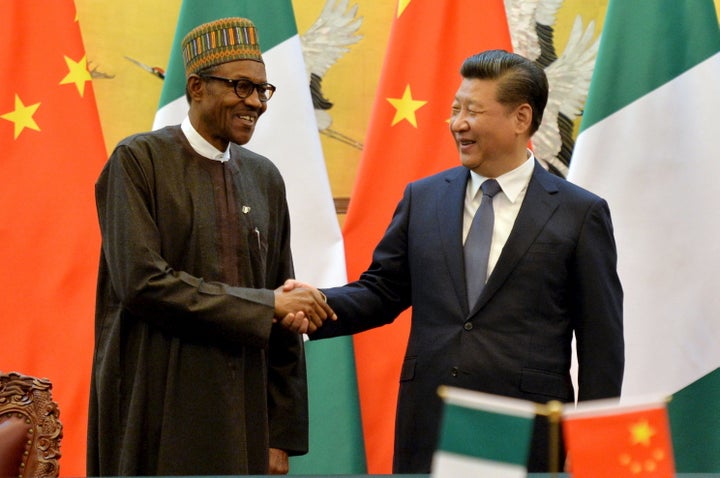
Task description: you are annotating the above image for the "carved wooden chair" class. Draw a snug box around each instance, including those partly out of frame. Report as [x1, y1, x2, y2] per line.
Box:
[0, 372, 62, 477]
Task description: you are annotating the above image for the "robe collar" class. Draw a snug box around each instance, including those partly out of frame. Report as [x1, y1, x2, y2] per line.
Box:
[181, 117, 231, 162]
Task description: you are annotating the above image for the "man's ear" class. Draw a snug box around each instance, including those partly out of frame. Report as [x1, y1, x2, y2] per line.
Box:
[187, 75, 204, 101]
[514, 103, 533, 135]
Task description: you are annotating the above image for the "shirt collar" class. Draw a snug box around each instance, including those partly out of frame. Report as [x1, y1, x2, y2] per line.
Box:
[181, 117, 230, 162]
[468, 150, 535, 203]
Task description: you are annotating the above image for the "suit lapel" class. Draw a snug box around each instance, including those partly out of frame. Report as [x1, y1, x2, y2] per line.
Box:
[436, 167, 471, 315]
[470, 162, 560, 315]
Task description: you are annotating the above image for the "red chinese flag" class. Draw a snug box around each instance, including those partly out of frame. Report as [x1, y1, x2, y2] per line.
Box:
[343, 0, 512, 472]
[563, 401, 676, 477]
[0, 2, 107, 475]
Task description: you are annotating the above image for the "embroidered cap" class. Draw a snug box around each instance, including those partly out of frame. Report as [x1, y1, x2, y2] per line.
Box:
[181, 17, 263, 76]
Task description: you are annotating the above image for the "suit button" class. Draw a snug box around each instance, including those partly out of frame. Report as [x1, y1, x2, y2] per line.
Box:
[464, 322, 473, 331]
[451, 367, 459, 377]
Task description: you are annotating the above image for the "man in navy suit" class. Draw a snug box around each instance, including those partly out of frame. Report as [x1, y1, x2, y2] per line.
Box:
[295, 49, 624, 473]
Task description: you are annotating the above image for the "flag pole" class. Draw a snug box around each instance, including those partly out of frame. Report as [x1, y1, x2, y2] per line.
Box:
[538, 400, 563, 476]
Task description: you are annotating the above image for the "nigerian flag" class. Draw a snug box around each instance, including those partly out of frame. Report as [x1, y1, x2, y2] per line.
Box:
[432, 387, 536, 478]
[568, 1, 720, 401]
[668, 367, 720, 472]
[154, 1, 365, 474]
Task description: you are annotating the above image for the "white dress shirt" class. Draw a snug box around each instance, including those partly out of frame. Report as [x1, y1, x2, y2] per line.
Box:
[463, 151, 535, 279]
[181, 117, 231, 162]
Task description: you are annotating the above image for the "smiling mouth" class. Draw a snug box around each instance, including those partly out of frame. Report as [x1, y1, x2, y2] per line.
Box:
[237, 114, 256, 125]
[457, 138, 475, 149]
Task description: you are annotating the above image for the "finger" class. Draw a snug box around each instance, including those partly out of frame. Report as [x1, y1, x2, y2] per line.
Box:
[323, 302, 337, 321]
[311, 294, 337, 321]
[316, 290, 337, 320]
[307, 290, 329, 319]
[305, 309, 324, 330]
[282, 278, 300, 292]
[279, 312, 309, 334]
[294, 311, 310, 335]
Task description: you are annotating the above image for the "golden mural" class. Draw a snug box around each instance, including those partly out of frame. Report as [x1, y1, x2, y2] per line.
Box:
[76, 0, 719, 219]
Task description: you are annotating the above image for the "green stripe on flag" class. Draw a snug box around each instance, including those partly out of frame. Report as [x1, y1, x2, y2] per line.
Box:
[580, 0, 720, 132]
[290, 338, 366, 474]
[668, 368, 720, 472]
[438, 402, 533, 466]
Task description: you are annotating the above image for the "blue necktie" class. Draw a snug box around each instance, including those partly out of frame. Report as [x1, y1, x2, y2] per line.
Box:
[464, 179, 502, 308]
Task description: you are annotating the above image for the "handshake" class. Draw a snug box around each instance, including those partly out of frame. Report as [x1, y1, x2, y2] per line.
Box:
[273, 279, 336, 334]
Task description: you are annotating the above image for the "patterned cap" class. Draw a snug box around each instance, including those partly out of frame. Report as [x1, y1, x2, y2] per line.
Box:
[181, 17, 263, 76]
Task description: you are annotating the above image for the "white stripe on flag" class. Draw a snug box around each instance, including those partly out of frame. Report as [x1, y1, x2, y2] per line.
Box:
[245, 35, 345, 285]
[569, 54, 720, 398]
[433, 451, 526, 478]
[441, 386, 537, 418]
[153, 96, 187, 131]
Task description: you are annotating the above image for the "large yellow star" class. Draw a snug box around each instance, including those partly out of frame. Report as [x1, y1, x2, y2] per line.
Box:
[1, 95, 41, 139]
[630, 419, 656, 446]
[398, 0, 412, 17]
[60, 55, 92, 97]
[387, 84, 427, 128]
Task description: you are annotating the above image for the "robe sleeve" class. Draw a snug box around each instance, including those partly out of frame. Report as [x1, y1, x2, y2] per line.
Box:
[265, 202, 309, 455]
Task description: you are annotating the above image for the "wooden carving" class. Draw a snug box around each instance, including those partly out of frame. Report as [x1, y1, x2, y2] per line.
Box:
[0, 372, 62, 478]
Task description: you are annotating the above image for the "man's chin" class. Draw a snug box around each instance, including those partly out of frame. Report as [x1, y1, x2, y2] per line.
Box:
[460, 155, 480, 170]
[231, 130, 254, 146]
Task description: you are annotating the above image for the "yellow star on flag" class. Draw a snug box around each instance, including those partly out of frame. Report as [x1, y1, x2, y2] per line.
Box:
[1, 94, 41, 139]
[398, 0, 412, 17]
[387, 84, 427, 128]
[630, 419, 656, 446]
[60, 54, 92, 96]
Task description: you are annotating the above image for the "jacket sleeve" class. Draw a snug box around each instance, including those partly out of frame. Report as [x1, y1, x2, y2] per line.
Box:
[313, 184, 414, 339]
[571, 197, 625, 401]
[266, 198, 309, 455]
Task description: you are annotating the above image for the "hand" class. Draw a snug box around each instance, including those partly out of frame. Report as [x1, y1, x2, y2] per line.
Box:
[274, 281, 336, 333]
[276, 311, 311, 334]
[268, 447, 289, 474]
[281, 278, 314, 293]
[281, 279, 333, 306]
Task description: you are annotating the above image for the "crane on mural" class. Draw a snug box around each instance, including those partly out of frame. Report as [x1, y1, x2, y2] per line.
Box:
[505, 0, 600, 177]
[300, 0, 364, 150]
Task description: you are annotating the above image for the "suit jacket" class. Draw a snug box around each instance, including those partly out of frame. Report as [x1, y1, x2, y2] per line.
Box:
[314, 161, 624, 473]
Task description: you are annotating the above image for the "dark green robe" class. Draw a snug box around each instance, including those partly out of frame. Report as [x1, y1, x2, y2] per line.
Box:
[88, 126, 307, 475]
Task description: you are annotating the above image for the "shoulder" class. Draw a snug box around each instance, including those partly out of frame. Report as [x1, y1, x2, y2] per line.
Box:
[230, 144, 282, 176]
[115, 125, 183, 152]
[230, 144, 271, 165]
[107, 126, 186, 169]
[533, 162, 605, 205]
[99, 126, 187, 181]
[410, 166, 467, 190]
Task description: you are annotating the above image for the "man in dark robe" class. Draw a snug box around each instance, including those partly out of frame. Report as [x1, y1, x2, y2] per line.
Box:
[87, 17, 333, 476]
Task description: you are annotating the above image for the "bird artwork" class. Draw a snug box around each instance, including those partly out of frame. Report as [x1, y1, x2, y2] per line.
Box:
[124, 56, 165, 79]
[300, 0, 364, 150]
[504, 0, 600, 177]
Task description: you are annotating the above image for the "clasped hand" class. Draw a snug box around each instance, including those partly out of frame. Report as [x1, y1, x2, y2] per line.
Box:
[273, 279, 336, 334]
